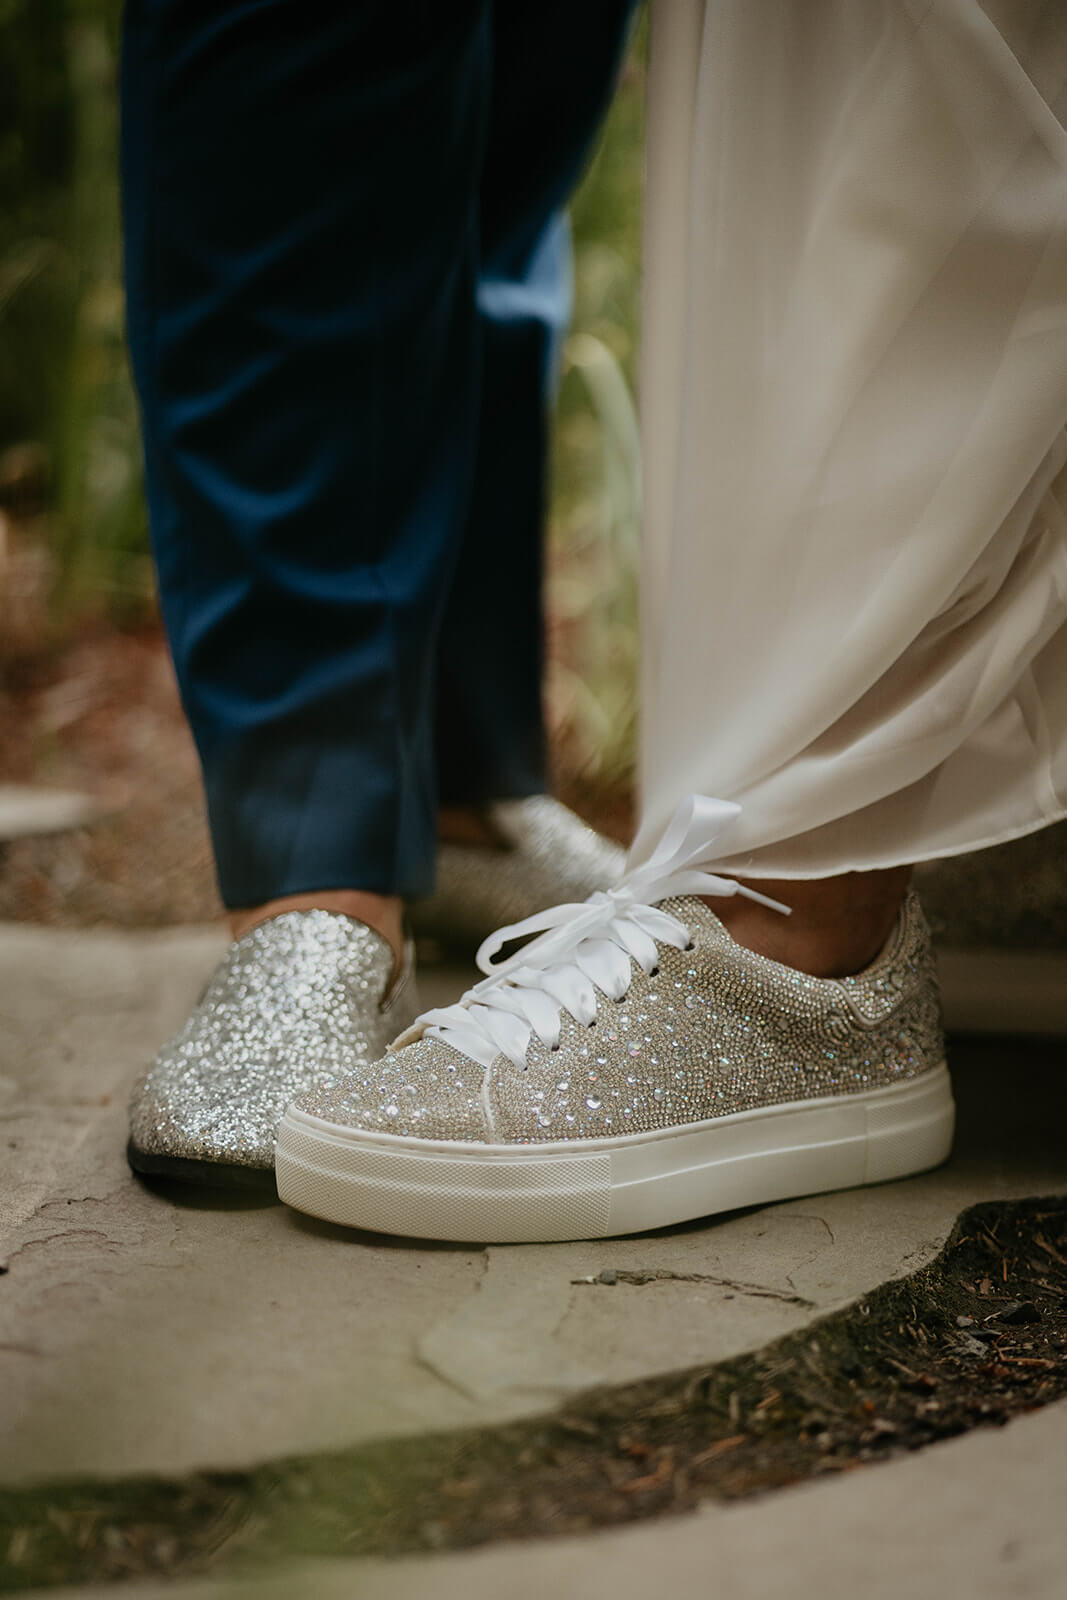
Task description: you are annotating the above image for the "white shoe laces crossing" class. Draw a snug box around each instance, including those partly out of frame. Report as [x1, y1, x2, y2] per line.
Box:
[395, 796, 791, 1072]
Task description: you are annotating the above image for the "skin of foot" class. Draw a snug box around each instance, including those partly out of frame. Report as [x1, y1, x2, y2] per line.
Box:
[709, 866, 913, 979]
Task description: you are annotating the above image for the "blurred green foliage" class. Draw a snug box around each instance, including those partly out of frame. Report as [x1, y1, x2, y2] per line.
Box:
[552, 29, 644, 784]
[0, 0, 69, 447]
[1, 0, 146, 616]
[0, 2, 642, 771]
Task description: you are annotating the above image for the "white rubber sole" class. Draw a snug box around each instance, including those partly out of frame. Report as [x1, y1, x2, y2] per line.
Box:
[275, 1067, 955, 1244]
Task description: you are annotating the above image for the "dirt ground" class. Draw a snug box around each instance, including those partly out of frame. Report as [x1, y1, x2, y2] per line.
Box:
[0, 624, 222, 925]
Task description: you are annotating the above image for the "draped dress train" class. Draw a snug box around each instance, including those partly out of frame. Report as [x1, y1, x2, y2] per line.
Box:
[635, 0, 1067, 877]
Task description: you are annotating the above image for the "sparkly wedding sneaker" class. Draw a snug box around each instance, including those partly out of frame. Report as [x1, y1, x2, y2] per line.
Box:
[127, 911, 419, 1187]
[127, 800, 622, 1188]
[276, 798, 955, 1241]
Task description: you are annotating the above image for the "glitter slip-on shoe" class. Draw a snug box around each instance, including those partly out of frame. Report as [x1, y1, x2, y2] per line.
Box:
[276, 798, 954, 1242]
[409, 796, 626, 952]
[127, 910, 419, 1188]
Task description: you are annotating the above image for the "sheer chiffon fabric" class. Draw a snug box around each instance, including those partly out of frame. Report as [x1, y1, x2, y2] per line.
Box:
[634, 0, 1067, 877]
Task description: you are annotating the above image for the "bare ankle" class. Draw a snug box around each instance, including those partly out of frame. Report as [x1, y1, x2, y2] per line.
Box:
[228, 891, 405, 975]
[708, 867, 912, 978]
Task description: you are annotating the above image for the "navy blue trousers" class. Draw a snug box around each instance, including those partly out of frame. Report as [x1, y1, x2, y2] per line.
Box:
[121, 1, 635, 907]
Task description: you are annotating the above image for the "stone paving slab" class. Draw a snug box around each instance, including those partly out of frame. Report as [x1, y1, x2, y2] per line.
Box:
[12, 1396, 1067, 1600]
[1, 922, 1065, 1490]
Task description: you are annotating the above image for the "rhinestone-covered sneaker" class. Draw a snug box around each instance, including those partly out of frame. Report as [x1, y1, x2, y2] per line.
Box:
[128, 911, 418, 1188]
[409, 796, 625, 952]
[276, 800, 954, 1241]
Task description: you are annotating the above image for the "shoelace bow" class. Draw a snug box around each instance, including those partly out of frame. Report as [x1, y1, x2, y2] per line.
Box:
[395, 795, 791, 1072]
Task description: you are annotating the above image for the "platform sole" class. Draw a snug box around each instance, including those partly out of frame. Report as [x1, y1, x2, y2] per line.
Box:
[275, 1066, 955, 1243]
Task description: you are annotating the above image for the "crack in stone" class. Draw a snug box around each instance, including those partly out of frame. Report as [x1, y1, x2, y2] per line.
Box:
[569, 1269, 814, 1306]
[0, 1228, 117, 1268]
[785, 1212, 836, 1245]
[413, 1250, 492, 1399]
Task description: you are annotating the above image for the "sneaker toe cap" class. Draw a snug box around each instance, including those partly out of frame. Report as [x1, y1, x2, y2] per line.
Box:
[128, 1051, 282, 1168]
[290, 1040, 492, 1143]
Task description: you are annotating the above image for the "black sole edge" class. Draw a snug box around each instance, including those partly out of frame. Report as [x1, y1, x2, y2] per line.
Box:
[126, 1139, 277, 1193]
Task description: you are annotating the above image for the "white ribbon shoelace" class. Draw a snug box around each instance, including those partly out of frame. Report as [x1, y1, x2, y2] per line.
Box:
[396, 795, 791, 1072]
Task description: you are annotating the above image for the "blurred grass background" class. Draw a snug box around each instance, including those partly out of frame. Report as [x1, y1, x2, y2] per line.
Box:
[0, 1, 644, 795]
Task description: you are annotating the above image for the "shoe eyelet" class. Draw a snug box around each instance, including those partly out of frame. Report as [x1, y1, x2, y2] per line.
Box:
[649, 965, 660, 978]
[684, 940, 696, 953]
